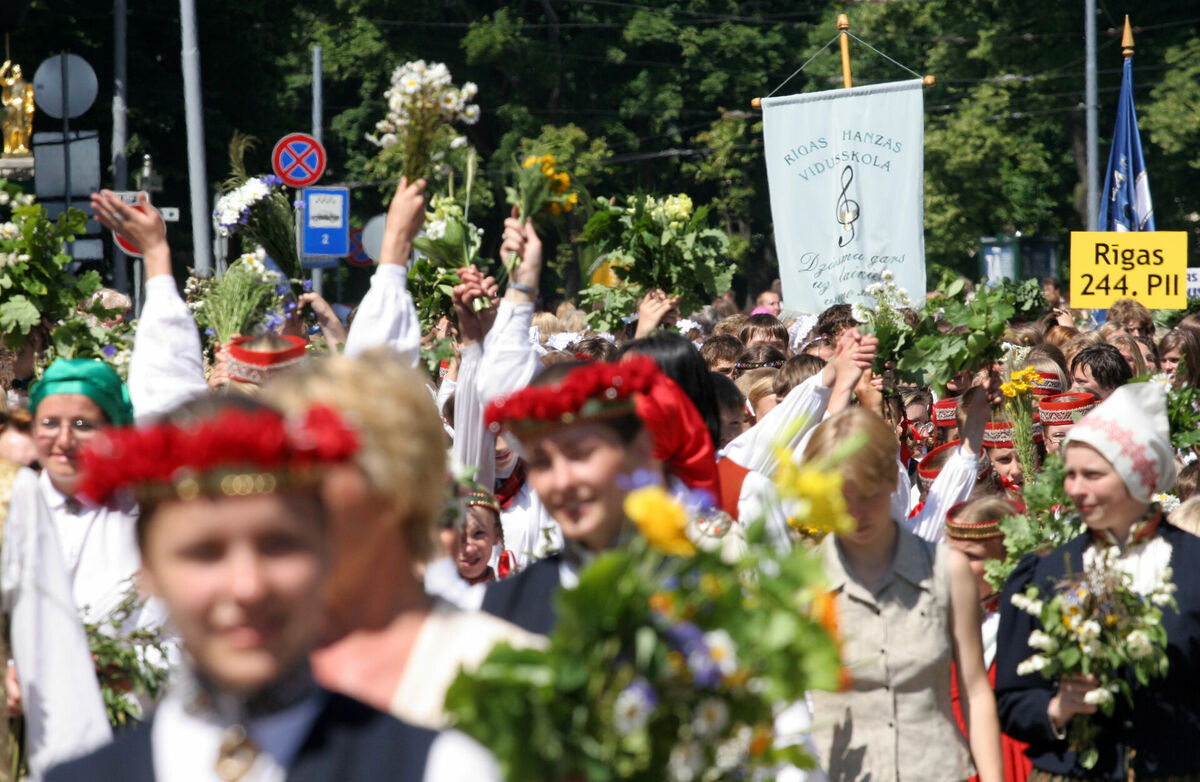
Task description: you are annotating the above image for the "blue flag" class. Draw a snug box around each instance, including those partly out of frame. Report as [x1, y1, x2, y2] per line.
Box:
[1099, 57, 1154, 231]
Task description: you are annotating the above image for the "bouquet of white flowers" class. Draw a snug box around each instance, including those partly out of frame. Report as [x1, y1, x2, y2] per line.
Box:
[366, 59, 480, 184]
[213, 134, 301, 278]
[1011, 542, 1176, 768]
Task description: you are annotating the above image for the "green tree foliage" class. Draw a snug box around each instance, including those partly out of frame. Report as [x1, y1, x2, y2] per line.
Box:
[12, 0, 1200, 302]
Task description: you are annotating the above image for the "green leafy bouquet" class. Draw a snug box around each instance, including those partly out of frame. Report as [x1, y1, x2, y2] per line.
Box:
[1130, 370, 1200, 450]
[850, 269, 914, 376]
[579, 194, 732, 333]
[409, 193, 485, 329]
[84, 582, 172, 728]
[185, 253, 289, 345]
[1011, 544, 1175, 768]
[445, 484, 843, 781]
[40, 313, 136, 380]
[0, 179, 106, 348]
[897, 277, 1016, 394]
[984, 453, 1082, 592]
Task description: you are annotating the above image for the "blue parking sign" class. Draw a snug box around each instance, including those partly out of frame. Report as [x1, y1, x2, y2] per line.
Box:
[302, 187, 349, 257]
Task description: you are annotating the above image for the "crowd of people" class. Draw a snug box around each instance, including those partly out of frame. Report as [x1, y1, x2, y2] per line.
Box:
[0, 176, 1193, 781]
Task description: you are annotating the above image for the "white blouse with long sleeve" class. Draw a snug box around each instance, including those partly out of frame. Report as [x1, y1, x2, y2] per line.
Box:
[127, 275, 208, 423]
[902, 443, 980, 544]
[343, 265, 421, 366]
[476, 300, 539, 405]
[4, 467, 111, 779]
[720, 372, 834, 477]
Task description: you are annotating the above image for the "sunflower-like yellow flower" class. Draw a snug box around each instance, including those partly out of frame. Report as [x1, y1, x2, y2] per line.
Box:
[1001, 382, 1018, 398]
[549, 201, 562, 216]
[699, 573, 723, 597]
[549, 171, 571, 193]
[522, 155, 540, 169]
[775, 456, 855, 536]
[1011, 365, 1040, 384]
[624, 486, 697, 557]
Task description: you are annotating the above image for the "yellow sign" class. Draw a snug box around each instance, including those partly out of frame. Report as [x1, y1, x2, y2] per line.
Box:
[1069, 231, 1188, 309]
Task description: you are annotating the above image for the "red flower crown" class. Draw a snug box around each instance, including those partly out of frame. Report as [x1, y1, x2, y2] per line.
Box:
[485, 355, 661, 434]
[77, 404, 359, 505]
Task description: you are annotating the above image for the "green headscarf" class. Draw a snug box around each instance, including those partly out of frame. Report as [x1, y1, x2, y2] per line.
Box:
[28, 358, 134, 427]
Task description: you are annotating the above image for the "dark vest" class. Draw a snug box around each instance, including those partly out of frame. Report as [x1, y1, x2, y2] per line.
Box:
[481, 555, 563, 636]
[45, 690, 437, 782]
[995, 521, 1200, 778]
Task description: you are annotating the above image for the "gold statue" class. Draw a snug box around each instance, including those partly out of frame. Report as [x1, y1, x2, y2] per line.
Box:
[0, 61, 34, 158]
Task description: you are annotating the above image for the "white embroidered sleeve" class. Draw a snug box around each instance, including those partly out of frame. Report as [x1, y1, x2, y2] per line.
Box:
[903, 443, 979, 543]
[720, 372, 834, 477]
[127, 275, 208, 423]
[477, 300, 538, 405]
[344, 265, 420, 366]
[452, 343, 495, 492]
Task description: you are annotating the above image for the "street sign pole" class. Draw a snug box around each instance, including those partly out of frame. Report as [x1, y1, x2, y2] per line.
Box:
[310, 45, 324, 297]
[112, 0, 129, 293]
[59, 54, 72, 256]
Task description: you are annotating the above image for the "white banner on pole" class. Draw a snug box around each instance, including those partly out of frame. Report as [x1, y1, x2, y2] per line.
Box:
[762, 79, 926, 313]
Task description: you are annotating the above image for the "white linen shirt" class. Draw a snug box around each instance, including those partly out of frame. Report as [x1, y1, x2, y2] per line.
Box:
[344, 264, 421, 366]
[151, 687, 500, 782]
[4, 467, 111, 779]
[36, 470, 167, 630]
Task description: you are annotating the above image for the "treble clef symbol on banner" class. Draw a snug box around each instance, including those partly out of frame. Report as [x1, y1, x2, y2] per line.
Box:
[835, 165, 859, 247]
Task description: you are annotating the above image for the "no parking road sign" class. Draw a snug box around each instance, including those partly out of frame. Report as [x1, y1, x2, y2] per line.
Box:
[272, 133, 326, 188]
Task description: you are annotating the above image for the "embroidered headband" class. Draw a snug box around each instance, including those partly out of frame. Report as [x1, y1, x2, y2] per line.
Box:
[77, 404, 359, 505]
[932, 397, 958, 427]
[227, 335, 309, 385]
[1038, 392, 1096, 425]
[1030, 371, 1064, 397]
[945, 500, 1011, 541]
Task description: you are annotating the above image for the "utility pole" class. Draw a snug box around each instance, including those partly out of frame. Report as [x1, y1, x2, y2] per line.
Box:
[180, 0, 211, 272]
[1085, 0, 1099, 231]
[112, 0, 129, 292]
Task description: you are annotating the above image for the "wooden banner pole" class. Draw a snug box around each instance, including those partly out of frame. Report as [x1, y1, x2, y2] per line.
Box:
[838, 14, 853, 88]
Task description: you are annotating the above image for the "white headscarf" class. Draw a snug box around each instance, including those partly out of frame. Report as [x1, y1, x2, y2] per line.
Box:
[1062, 382, 1176, 502]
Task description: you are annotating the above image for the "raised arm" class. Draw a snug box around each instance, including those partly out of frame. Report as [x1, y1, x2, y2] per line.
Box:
[905, 387, 988, 541]
[722, 330, 876, 476]
[450, 267, 500, 490]
[477, 208, 543, 404]
[344, 178, 426, 363]
[91, 190, 208, 421]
